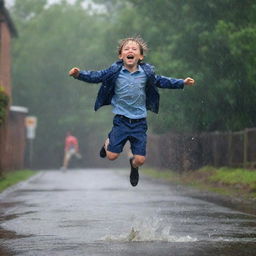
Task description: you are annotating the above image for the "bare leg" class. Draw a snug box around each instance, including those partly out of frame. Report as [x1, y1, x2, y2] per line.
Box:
[104, 138, 119, 160]
[126, 141, 145, 167]
[131, 155, 146, 168]
[126, 146, 133, 159]
[62, 152, 70, 170]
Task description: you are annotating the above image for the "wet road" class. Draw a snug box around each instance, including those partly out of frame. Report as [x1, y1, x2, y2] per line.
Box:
[0, 169, 255, 256]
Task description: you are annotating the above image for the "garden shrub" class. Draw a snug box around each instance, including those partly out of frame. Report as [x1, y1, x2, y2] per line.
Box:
[0, 86, 9, 126]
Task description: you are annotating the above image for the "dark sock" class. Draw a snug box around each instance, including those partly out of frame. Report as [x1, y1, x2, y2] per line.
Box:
[129, 157, 139, 187]
[99, 145, 106, 158]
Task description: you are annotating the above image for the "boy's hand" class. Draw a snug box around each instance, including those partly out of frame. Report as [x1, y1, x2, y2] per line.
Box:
[184, 77, 195, 86]
[69, 67, 80, 78]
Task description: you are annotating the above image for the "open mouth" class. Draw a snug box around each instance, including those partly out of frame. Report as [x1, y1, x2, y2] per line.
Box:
[127, 55, 134, 60]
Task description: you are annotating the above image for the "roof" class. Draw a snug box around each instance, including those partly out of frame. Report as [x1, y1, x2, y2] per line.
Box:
[0, 0, 18, 37]
[10, 105, 29, 113]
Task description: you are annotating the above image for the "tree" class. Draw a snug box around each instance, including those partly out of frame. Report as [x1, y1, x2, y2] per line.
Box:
[10, 0, 256, 167]
[107, 0, 256, 132]
[11, 0, 114, 167]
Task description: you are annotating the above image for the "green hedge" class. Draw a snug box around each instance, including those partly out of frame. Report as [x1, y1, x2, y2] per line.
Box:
[0, 86, 9, 126]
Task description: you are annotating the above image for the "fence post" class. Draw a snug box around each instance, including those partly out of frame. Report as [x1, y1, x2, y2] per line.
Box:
[213, 131, 219, 166]
[243, 128, 248, 168]
[228, 131, 232, 166]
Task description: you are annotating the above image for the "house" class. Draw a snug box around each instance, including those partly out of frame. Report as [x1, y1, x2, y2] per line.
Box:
[0, 0, 28, 172]
[0, 0, 17, 96]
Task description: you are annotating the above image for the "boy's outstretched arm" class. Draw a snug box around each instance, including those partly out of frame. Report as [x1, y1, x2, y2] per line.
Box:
[155, 75, 195, 89]
[69, 67, 80, 78]
[68, 65, 111, 83]
[184, 77, 195, 86]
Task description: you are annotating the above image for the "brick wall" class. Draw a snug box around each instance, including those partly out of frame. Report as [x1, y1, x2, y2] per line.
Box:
[0, 3, 28, 173]
[0, 16, 12, 97]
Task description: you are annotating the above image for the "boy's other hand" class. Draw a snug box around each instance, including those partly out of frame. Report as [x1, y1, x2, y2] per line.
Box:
[69, 67, 80, 78]
[184, 77, 195, 86]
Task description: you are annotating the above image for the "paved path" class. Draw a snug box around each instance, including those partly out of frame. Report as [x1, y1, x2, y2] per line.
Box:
[0, 169, 256, 256]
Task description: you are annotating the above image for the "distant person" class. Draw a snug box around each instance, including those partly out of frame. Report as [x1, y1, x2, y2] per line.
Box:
[61, 132, 81, 171]
[68, 36, 195, 186]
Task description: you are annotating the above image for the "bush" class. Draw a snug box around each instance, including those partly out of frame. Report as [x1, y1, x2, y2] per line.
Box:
[0, 86, 9, 126]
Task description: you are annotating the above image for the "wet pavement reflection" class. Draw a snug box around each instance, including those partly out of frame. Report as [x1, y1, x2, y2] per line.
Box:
[0, 169, 255, 256]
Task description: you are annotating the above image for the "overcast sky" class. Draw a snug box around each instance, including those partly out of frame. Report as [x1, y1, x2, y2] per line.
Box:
[4, 0, 77, 8]
[4, 0, 14, 7]
[4, 0, 103, 12]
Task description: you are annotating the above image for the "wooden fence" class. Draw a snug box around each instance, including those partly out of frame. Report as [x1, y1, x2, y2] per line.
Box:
[146, 128, 256, 172]
[0, 106, 28, 174]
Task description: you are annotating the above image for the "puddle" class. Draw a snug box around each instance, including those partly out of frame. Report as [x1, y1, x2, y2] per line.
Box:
[0, 227, 30, 239]
[0, 246, 12, 256]
[0, 202, 21, 209]
[0, 211, 35, 240]
[102, 217, 197, 242]
[0, 211, 37, 222]
[0, 214, 18, 222]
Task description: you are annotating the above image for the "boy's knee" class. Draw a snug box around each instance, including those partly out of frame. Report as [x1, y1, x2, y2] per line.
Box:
[134, 155, 146, 166]
[107, 152, 119, 161]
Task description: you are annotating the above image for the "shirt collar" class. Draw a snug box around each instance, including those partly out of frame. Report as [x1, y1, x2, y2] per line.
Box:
[122, 65, 142, 74]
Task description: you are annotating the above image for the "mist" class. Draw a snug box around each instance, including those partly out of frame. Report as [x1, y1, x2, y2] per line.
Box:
[9, 0, 256, 169]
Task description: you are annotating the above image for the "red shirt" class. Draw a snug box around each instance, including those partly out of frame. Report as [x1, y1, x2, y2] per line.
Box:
[65, 135, 79, 151]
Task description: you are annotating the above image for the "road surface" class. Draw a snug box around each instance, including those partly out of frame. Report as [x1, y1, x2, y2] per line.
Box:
[0, 169, 255, 255]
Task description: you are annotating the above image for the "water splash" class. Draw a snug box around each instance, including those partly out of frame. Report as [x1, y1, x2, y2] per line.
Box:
[102, 217, 197, 242]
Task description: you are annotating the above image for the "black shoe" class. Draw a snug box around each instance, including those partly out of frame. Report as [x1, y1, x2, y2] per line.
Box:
[99, 145, 106, 158]
[129, 158, 139, 187]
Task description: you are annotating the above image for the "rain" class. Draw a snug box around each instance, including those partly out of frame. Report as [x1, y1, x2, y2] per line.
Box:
[0, 0, 256, 255]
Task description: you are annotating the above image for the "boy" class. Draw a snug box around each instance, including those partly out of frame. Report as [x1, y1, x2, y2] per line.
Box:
[69, 37, 195, 186]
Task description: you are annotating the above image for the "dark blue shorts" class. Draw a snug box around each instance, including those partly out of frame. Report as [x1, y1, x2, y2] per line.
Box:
[107, 115, 148, 156]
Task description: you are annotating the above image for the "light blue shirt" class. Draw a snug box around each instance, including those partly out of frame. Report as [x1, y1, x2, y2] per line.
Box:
[111, 65, 147, 119]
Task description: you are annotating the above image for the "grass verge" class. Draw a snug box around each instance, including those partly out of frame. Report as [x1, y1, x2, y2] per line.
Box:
[0, 170, 37, 192]
[142, 166, 256, 200]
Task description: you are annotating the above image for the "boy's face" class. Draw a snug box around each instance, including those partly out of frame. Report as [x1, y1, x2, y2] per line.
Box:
[119, 41, 144, 68]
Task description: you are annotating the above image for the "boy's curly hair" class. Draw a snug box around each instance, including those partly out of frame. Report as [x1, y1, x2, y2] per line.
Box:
[117, 36, 148, 56]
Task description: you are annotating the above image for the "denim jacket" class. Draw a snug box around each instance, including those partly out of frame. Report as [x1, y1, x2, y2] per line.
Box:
[76, 60, 184, 114]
